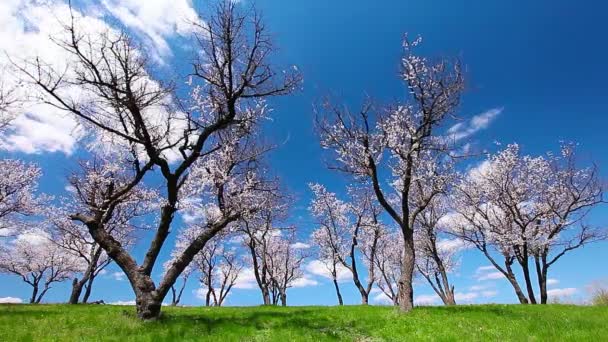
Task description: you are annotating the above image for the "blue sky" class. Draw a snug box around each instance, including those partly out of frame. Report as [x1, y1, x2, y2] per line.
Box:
[0, 0, 607, 306]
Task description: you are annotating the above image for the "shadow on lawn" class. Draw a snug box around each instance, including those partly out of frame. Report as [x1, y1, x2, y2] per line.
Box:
[157, 308, 363, 338]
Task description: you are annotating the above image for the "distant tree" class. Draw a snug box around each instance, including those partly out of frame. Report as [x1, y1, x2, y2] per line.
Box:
[13, 1, 299, 320]
[374, 229, 402, 306]
[264, 229, 308, 306]
[0, 160, 44, 238]
[315, 35, 464, 312]
[191, 235, 242, 307]
[0, 230, 79, 303]
[450, 143, 604, 304]
[309, 184, 382, 305]
[414, 195, 463, 306]
[239, 191, 290, 305]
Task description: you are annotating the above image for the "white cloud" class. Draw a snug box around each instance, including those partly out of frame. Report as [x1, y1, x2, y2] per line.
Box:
[305, 259, 352, 282]
[474, 265, 506, 281]
[291, 276, 319, 288]
[0, 1, 109, 154]
[454, 292, 479, 302]
[111, 272, 125, 281]
[0, 1, 194, 155]
[109, 300, 136, 306]
[547, 278, 559, 286]
[437, 238, 468, 253]
[232, 267, 258, 290]
[414, 294, 440, 306]
[481, 290, 498, 298]
[477, 272, 505, 281]
[0, 297, 23, 304]
[100, 0, 199, 62]
[469, 284, 489, 291]
[447, 108, 502, 141]
[291, 242, 311, 250]
[372, 291, 393, 305]
[14, 229, 50, 246]
[547, 288, 577, 297]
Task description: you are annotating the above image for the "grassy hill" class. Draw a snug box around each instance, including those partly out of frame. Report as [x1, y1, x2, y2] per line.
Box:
[1, 304, 606, 341]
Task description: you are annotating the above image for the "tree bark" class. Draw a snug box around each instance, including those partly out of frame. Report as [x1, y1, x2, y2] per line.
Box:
[535, 255, 548, 304]
[69, 278, 84, 304]
[332, 277, 343, 305]
[30, 284, 38, 304]
[518, 256, 537, 304]
[82, 274, 95, 304]
[135, 292, 162, 321]
[397, 230, 415, 312]
[504, 261, 529, 304]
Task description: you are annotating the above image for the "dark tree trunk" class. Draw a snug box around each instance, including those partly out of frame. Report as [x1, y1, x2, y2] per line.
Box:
[332, 277, 343, 305]
[30, 285, 38, 304]
[69, 277, 84, 304]
[504, 262, 529, 304]
[135, 293, 162, 321]
[535, 255, 549, 304]
[280, 290, 287, 307]
[397, 230, 415, 312]
[35, 285, 50, 304]
[82, 274, 95, 304]
[519, 258, 537, 304]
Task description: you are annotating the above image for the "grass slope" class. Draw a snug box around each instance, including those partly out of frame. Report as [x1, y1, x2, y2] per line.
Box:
[1, 304, 607, 341]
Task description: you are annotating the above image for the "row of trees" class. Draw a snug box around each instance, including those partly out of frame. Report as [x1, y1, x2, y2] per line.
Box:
[0, 0, 604, 320]
[308, 143, 603, 307]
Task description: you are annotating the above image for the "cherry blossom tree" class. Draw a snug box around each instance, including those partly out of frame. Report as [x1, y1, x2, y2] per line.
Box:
[0, 67, 21, 130]
[264, 229, 308, 306]
[13, 1, 299, 320]
[449, 143, 604, 304]
[0, 230, 80, 303]
[374, 228, 402, 306]
[239, 191, 291, 305]
[414, 195, 463, 305]
[49, 156, 156, 304]
[0, 160, 44, 238]
[309, 184, 382, 305]
[316, 35, 464, 311]
[191, 234, 242, 307]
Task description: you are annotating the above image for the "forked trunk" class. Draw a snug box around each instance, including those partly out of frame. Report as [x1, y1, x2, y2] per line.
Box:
[69, 277, 85, 304]
[135, 292, 162, 320]
[443, 290, 456, 306]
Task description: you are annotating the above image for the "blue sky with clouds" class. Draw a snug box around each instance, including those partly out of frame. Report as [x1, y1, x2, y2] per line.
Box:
[0, 0, 607, 306]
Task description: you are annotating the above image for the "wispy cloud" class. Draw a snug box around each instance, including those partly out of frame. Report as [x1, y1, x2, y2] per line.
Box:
[448, 108, 503, 141]
[474, 265, 506, 281]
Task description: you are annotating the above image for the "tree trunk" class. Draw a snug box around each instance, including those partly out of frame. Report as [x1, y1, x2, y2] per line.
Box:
[69, 277, 85, 304]
[535, 256, 548, 304]
[280, 290, 287, 307]
[504, 262, 529, 304]
[30, 285, 38, 304]
[82, 275, 95, 304]
[442, 285, 456, 306]
[397, 232, 415, 312]
[520, 259, 537, 304]
[332, 277, 343, 305]
[135, 292, 162, 320]
[35, 285, 50, 304]
[261, 288, 271, 305]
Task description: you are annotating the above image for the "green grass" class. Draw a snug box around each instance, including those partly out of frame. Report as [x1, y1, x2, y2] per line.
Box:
[1, 304, 607, 341]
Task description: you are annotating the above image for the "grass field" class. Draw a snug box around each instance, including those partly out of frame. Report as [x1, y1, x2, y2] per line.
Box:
[0, 304, 607, 341]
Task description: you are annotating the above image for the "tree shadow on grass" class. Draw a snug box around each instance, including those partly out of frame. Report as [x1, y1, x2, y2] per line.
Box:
[156, 308, 365, 339]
